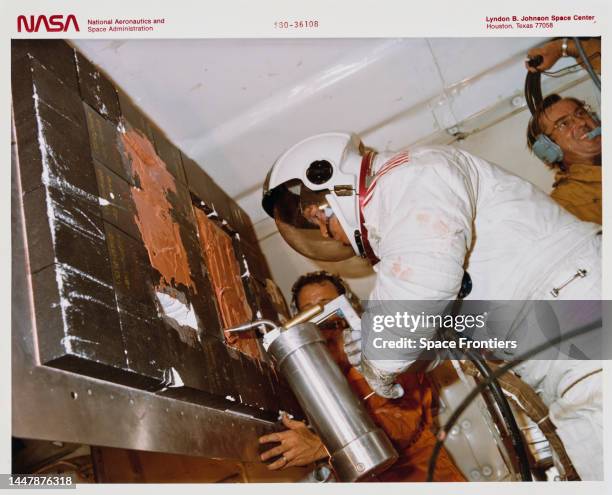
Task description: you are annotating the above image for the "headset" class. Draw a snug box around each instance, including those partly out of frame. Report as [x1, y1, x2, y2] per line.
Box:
[525, 40, 601, 165]
[531, 114, 600, 165]
[532, 134, 564, 165]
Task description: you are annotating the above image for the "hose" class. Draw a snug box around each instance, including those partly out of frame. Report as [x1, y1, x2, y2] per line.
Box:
[441, 320, 532, 481]
[426, 318, 602, 481]
[525, 38, 601, 115]
[524, 69, 543, 115]
[573, 37, 601, 91]
[465, 348, 532, 481]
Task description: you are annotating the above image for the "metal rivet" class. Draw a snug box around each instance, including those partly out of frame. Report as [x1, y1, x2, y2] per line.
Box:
[129, 399, 134, 406]
[482, 465, 493, 477]
[356, 463, 365, 472]
[87, 389, 92, 396]
[461, 420, 471, 430]
[470, 469, 481, 480]
[70, 391, 78, 400]
[450, 426, 460, 436]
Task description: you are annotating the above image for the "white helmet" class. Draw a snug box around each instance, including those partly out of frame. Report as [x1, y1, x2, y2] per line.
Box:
[262, 132, 367, 261]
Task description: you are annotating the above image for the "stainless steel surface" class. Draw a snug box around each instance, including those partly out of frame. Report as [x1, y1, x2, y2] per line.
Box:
[268, 322, 397, 481]
[332, 430, 398, 481]
[226, 303, 325, 334]
[225, 319, 277, 333]
[298, 464, 335, 483]
[11, 116, 278, 461]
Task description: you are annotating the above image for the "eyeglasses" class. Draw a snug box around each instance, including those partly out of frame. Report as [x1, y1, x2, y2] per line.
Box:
[552, 106, 592, 133]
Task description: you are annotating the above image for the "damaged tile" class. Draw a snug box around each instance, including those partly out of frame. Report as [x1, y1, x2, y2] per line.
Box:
[194, 207, 261, 359]
[199, 336, 239, 398]
[94, 160, 141, 240]
[117, 89, 154, 142]
[231, 204, 259, 246]
[13, 39, 299, 415]
[30, 58, 85, 128]
[119, 129, 198, 298]
[14, 69, 96, 195]
[234, 239, 272, 284]
[172, 216, 222, 339]
[23, 185, 111, 282]
[85, 103, 129, 182]
[75, 52, 121, 123]
[104, 222, 208, 388]
[31, 262, 124, 368]
[157, 322, 218, 394]
[11, 53, 37, 130]
[32, 260, 163, 389]
[243, 276, 280, 324]
[104, 221, 158, 314]
[167, 179, 198, 227]
[230, 352, 276, 411]
[117, 311, 167, 384]
[181, 153, 232, 219]
[12, 40, 79, 92]
[151, 125, 187, 184]
[22, 186, 55, 272]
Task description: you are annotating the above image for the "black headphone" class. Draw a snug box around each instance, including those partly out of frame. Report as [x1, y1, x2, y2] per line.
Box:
[525, 61, 600, 164]
[531, 109, 600, 165]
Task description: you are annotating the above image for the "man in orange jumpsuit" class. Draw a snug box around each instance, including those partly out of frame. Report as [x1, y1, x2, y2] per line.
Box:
[258, 271, 465, 482]
[526, 95, 601, 224]
[525, 38, 601, 224]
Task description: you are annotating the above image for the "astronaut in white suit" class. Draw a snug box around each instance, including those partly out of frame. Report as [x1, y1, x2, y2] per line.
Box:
[262, 133, 602, 480]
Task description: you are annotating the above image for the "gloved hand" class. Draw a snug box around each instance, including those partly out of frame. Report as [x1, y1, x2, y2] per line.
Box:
[361, 357, 404, 399]
[342, 327, 362, 369]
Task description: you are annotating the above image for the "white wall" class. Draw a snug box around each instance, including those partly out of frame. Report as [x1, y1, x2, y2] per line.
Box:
[259, 79, 600, 302]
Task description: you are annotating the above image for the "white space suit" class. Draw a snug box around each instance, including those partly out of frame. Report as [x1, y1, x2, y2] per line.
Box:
[362, 145, 602, 480]
[263, 133, 602, 480]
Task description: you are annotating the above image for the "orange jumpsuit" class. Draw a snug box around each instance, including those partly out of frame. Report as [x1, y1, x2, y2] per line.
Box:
[345, 367, 465, 482]
[550, 164, 601, 224]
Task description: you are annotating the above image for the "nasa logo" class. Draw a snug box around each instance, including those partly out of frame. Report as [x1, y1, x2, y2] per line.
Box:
[17, 15, 80, 33]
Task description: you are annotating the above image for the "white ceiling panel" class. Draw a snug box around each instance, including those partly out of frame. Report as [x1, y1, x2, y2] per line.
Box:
[71, 37, 555, 225]
[426, 38, 542, 85]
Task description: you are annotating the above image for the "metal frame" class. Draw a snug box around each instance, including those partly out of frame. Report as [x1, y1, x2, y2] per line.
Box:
[11, 116, 277, 462]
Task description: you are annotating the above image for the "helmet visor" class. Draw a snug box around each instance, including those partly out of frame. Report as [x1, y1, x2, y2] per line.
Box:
[271, 180, 355, 262]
